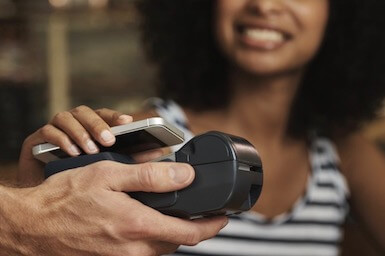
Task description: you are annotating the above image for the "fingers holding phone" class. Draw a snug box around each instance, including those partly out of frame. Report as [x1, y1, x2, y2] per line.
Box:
[17, 106, 133, 185]
[32, 116, 184, 164]
[49, 105, 133, 155]
[19, 104, 184, 186]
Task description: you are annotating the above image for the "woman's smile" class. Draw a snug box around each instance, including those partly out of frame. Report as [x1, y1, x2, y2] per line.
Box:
[236, 22, 292, 51]
[215, 0, 329, 75]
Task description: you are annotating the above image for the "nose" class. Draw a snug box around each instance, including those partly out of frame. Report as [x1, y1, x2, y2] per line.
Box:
[246, 0, 286, 16]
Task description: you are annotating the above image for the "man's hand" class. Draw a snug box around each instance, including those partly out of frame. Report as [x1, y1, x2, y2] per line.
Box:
[1, 161, 228, 256]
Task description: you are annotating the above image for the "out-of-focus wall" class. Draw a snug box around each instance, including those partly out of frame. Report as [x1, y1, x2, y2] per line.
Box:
[0, 0, 156, 167]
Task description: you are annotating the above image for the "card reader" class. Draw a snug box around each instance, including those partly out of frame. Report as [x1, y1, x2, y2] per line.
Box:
[44, 131, 263, 219]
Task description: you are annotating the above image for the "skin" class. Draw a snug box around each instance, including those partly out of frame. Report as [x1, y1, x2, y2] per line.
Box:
[1, 160, 227, 255]
[15, 0, 384, 251]
[214, 0, 329, 76]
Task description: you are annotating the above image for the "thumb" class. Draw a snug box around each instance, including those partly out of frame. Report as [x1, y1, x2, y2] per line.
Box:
[101, 161, 195, 193]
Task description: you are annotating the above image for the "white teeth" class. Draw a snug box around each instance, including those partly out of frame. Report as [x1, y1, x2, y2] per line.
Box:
[244, 28, 284, 43]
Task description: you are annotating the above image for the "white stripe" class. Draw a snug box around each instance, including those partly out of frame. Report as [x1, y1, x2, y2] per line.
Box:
[314, 171, 350, 196]
[312, 139, 340, 163]
[178, 239, 339, 256]
[314, 171, 342, 183]
[294, 206, 344, 222]
[168, 100, 190, 124]
[220, 220, 342, 241]
[308, 186, 342, 203]
[311, 154, 336, 168]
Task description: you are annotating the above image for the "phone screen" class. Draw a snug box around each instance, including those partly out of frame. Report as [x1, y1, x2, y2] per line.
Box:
[50, 129, 167, 159]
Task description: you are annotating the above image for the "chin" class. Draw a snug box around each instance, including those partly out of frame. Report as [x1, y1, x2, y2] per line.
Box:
[236, 61, 296, 77]
[230, 47, 309, 77]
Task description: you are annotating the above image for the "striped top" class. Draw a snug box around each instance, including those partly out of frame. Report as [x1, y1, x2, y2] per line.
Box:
[151, 99, 350, 256]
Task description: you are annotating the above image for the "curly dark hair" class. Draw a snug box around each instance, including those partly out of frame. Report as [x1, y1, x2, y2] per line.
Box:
[136, 0, 385, 138]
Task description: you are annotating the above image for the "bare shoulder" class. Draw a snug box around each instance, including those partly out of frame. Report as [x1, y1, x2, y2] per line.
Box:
[336, 133, 385, 176]
[335, 133, 385, 248]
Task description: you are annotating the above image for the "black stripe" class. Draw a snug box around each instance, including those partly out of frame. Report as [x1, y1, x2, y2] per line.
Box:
[231, 213, 345, 227]
[316, 182, 336, 189]
[173, 252, 231, 256]
[175, 250, 337, 256]
[162, 100, 171, 109]
[229, 215, 243, 220]
[175, 119, 189, 130]
[230, 216, 344, 227]
[174, 251, 275, 256]
[306, 201, 343, 209]
[286, 219, 343, 226]
[214, 234, 340, 246]
[319, 162, 339, 171]
[315, 146, 326, 153]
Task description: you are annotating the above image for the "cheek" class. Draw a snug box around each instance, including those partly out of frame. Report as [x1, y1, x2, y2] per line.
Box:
[215, 0, 246, 56]
[295, 2, 329, 60]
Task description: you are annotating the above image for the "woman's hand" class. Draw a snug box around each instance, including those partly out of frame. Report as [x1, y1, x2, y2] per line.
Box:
[18, 105, 148, 186]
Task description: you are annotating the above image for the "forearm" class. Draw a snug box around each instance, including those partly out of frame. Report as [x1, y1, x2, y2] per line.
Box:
[0, 185, 30, 255]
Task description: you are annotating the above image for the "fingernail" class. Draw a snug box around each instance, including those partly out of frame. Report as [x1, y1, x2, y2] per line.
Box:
[118, 115, 133, 123]
[86, 139, 98, 153]
[169, 165, 193, 184]
[101, 130, 115, 144]
[70, 144, 81, 155]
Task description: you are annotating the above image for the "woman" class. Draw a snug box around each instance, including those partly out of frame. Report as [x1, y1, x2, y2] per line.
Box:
[19, 0, 385, 255]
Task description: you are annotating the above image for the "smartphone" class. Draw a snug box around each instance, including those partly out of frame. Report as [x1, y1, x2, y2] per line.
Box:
[32, 117, 184, 163]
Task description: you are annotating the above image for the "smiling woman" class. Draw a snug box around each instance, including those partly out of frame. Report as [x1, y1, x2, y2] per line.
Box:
[214, 0, 329, 75]
[136, 0, 385, 256]
[137, 0, 385, 138]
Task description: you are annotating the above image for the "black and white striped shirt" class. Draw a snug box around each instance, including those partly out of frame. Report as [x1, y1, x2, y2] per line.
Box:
[152, 99, 350, 256]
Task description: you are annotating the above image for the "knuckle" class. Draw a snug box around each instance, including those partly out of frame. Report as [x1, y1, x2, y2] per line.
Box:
[127, 222, 146, 239]
[115, 215, 149, 240]
[57, 136, 70, 147]
[77, 131, 90, 142]
[86, 161, 108, 178]
[136, 221, 152, 238]
[52, 111, 71, 123]
[72, 105, 90, 115]
[112, 111, 120, 119]
[184, 228, 201, 246]
[95, 107, 109, 114]
[92, 160, 111, 173]
[137, 163, 157, 190]
[90, 118, 107, 130]
[39, 124, 53, 137]
[85, 161, 113, 183]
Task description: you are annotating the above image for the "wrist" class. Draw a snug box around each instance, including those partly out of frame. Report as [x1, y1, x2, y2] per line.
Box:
[0, 185, 39, 255]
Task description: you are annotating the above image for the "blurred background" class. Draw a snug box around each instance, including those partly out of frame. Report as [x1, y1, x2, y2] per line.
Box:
[0, 0, 383, 255]
[0, 0, 155, 166]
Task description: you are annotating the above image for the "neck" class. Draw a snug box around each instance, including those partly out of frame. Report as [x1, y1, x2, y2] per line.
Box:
[228, 69, 303, 142]
[185, 69, 303, 147]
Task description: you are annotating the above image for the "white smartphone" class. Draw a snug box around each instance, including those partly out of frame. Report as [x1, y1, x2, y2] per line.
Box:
[32, 117, 184, 163]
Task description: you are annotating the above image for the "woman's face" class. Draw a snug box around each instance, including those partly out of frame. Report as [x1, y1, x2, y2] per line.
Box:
[215, 0, 329, 76]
